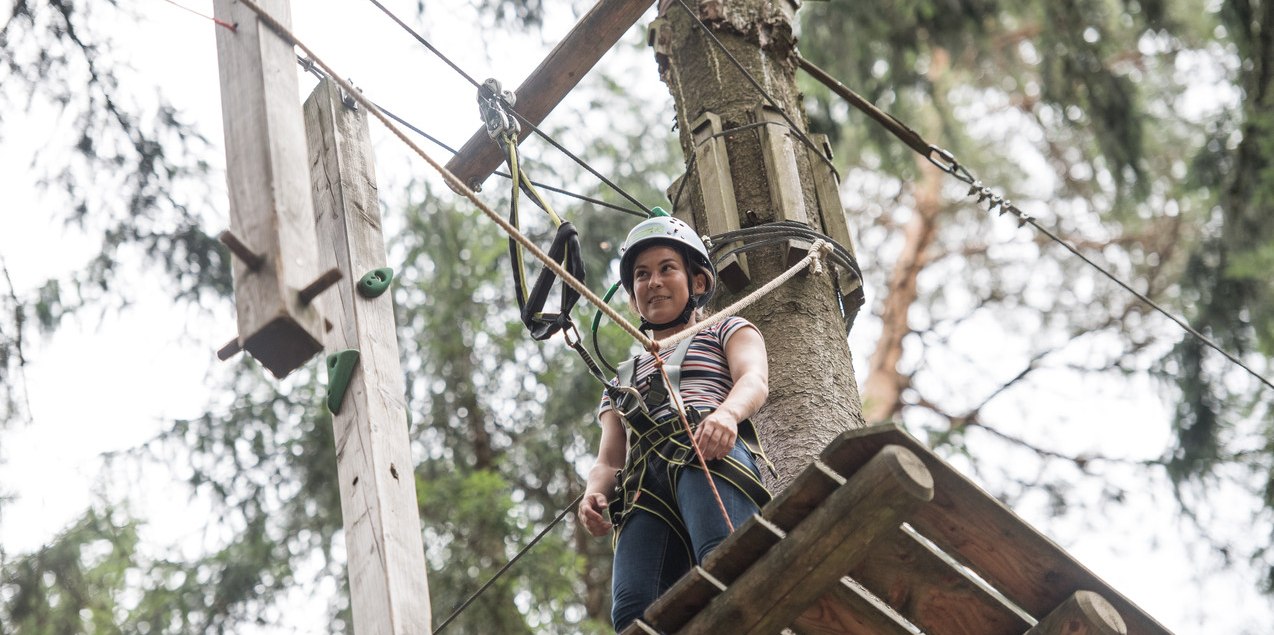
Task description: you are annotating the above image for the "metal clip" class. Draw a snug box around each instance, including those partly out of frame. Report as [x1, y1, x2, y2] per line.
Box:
[478, 78, 519, 141]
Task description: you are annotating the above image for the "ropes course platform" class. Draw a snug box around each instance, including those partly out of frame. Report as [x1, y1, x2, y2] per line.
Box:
[620, 423, 1173, 635]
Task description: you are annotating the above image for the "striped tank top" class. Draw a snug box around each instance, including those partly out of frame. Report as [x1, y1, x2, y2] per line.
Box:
[598, 316, 758, 420]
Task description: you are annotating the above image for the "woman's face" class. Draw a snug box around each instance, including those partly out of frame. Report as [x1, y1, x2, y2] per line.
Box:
[631, 245, 706, 323]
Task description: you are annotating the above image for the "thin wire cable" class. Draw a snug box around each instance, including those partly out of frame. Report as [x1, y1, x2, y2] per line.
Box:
[295, 57, 646, 217]
[798, 54, 1274, 391]
[362, 0, 655, 217]
[433, 492, 585, 634]
[669, 0, 834, 173]
[364, 0, 482, 89]
[239, 0, 653, 350]
[159, 0, 236, 30]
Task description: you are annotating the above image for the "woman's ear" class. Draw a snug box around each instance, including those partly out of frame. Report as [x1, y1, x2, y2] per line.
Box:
[692, 270, 708, 295]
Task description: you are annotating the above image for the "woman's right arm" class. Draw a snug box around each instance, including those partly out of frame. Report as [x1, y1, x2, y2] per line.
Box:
[579, 409, 627, 537]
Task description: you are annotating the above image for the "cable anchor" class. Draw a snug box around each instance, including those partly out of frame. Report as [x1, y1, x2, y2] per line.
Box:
[478, 78, 519, 141]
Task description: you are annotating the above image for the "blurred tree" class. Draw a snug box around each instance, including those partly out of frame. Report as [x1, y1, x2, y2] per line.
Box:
[799, 0, 1273, 604]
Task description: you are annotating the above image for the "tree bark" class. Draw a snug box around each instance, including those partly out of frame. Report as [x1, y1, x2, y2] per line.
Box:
[655, 0, 863, 489]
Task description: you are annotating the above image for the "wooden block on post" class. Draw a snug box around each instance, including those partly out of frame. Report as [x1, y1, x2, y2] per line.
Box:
[756, 104, 813, 270]
[1026, 591, 1127, 635]
[692, 112, 749, 292]
[305, 77, 432, 633]
[213, 0, 326, 378]
[809, 133, 862, 295]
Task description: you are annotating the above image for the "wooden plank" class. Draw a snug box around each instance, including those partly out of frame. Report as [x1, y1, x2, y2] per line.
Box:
[691, 112, 749, 292]
[619, 619, 662, 635]
[644, 513, 783, 631]
[1027, 590, 1128, 635]
[792, 577, 917, 635]
[820, 424, 1174, 635]
[305, 77, 431, 634]
[702, 513, 784, 583]
[213, 0, 326, 378]
[678, 446, 934, 635]
[756, 105, 814, 271]
[808, 133, 861, 297]
[644, 566, 728, 632]
[849, 527, 1030, 635]
[443, 0, 655, 191]
[761, 458, 843, 532]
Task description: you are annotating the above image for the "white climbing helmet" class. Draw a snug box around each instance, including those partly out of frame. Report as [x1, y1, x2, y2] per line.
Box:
[618, 215, 716, 308]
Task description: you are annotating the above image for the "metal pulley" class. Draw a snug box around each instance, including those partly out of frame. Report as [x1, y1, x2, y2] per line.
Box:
[478, 78, 519, 141]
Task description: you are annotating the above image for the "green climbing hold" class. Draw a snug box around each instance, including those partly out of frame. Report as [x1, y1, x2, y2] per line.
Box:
[326, 349, 360, 414]
[357, 267, 394, 298]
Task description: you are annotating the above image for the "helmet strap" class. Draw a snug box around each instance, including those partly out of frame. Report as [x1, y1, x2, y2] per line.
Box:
[639, 297, 696, 332]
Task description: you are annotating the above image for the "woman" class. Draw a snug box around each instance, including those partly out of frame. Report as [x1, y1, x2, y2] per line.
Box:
[578, 215, 772, 631]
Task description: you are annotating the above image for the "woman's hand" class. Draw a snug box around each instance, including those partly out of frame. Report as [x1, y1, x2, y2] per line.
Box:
[694, 410, 738, 461]
[578, 492, 613, 537]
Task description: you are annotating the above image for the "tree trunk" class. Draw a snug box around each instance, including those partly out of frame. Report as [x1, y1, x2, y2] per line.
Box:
[654, 0, 863, 489]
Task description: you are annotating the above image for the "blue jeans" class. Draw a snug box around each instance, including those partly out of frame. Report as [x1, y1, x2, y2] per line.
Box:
[610, 441, 762, 631]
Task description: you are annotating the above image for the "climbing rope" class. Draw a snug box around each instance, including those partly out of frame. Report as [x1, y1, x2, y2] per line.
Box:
[237, 0, 654, 352]
[295, 56, 647, 218]
[657, 240, 831, 350]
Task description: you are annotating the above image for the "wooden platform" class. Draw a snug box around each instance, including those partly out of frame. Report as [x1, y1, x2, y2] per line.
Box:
[620, 423, 1173, 635]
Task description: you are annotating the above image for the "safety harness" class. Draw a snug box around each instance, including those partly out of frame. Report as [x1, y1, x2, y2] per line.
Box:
[606, 333, 775, 550]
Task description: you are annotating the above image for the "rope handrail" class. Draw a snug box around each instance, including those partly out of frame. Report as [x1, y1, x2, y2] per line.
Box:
[658, 239, 831, 350]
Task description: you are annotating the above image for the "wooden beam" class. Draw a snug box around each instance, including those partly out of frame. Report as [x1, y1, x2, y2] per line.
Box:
[677, 446, 934, 635]
[443, 0, 655, 191]
[1026, 591, 1128, 635]
[820, 424, 1174, 635]
[643, 566, 728, 631]
[849, 527, 1030, 635]
[213, 0, 327, 378]
[305, 77, 431, 634]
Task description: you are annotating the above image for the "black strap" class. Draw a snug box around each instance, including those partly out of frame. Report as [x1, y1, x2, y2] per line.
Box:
[511, 221, 585, 341]
[638, 297, 695, 332]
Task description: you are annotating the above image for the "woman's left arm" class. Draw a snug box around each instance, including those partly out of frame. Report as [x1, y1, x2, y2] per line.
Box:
[694, 325, 769, 460]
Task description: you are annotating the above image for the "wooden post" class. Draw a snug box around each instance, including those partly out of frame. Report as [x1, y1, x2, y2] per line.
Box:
[305, 77, 432, 634]
[213, 0, 331, 378]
